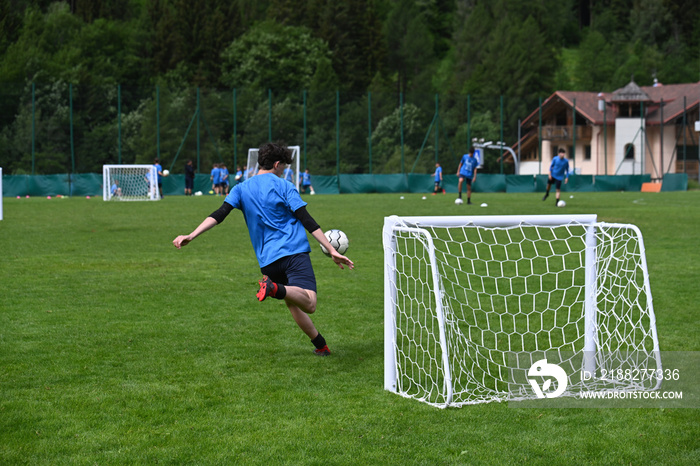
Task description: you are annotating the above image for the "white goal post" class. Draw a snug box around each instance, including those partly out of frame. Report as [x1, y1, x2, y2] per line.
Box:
[383, 215, 661, 408]
[246, 145, 301, 191]
[103, 165, 160, 201]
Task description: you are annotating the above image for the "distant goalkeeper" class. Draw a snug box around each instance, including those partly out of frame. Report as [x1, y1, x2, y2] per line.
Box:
[543, 148, 569, 205]
[173, 143, 354, 356]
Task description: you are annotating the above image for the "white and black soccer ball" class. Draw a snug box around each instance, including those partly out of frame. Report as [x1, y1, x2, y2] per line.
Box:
[455, 198, 464, 205]
[320, 229, 349, 256]
[557, 200, 566, 207]
[162, 169, 170, 177]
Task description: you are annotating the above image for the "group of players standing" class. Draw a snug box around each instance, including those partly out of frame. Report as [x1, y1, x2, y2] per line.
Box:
[432, 146, 570, 206]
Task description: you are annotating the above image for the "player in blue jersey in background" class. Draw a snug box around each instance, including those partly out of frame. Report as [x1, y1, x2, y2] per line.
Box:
[153, 158, 164, 198]
[432, 162, 445, 195]
[543, 148, 570, 205]
[457, 147, 479, 204]
[210, 163, 219, 195]
[221, 164, 230, 195]
[300, 169, 315, 194]
[283, 165, 295, 185]
[173, 143, 353, 356]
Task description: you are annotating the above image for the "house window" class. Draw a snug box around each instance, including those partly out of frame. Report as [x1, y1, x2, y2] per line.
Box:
[585, 145, 591, 160]
[569, 146, 575, 160]
[624, 143, 635, 160]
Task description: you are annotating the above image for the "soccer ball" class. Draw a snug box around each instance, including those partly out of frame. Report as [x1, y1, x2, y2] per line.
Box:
[162, 169, 170, 177]
[557, 200, 566, 207]
[320, 229, 349, 256]
[455, 198, 464, 205]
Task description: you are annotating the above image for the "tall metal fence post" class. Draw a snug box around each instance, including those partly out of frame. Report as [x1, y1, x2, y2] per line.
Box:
[538, 97, 542, 175]
[197, 87, 201, 171]
[573, 98, 577, 173]
[69, 83, 75, 174]
[400, 92, 404, 174]
[233, 88, 237, 171]
[660, 98, 664, 175]
[435, 94, 439, 163]
[31, 82, 35, 174]
[499, 95, 504, 174]
[336, 90, 340, 183]
[118, 84, 122, 164]
[368, 91, 372, 174]
[603, 98, 607, 175]
[467, 94, 471, 152]
[683, 96, 687, 173]
[268, 89, 272, 141]
[156, 85, 161, 164]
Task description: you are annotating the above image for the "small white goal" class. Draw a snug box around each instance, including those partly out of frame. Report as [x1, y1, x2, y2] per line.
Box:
[383, 215, 661, 407]
[103, 165, 160, 201]
[246, 145, 301, 191]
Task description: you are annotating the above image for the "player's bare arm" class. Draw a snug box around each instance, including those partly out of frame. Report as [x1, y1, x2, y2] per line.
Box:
[173, 216, 219, 249]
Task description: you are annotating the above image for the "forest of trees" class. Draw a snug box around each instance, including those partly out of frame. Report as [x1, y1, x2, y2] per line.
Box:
[0, 0, 698, 175]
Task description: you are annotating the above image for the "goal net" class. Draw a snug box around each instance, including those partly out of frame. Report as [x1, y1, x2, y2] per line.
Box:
[246, 145, 300, 191]
[103, 165, 160, 201]
[383, 215, 661, 408]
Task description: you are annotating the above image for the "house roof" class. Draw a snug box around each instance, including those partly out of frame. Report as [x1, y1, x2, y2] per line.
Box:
[521, 80, 700, 128]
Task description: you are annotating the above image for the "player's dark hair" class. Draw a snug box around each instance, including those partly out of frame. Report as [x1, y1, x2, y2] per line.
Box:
[258, 142, 292, 170]
[558, 148, 566, 154]
[469, 146, 475, 154]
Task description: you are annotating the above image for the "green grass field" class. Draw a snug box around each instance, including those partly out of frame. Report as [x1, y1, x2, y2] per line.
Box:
[1, 191, 698, 464]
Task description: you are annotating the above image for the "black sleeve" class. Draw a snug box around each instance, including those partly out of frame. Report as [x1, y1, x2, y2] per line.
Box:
[208, 201, 234, 224]
[292, 206, 321, 233]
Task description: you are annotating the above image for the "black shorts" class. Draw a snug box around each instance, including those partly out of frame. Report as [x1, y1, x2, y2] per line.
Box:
[260, 252, 317, 292]
[185, 178, 194, 189]
[460, 176, 473, 186]
[550, 177, 563, 189]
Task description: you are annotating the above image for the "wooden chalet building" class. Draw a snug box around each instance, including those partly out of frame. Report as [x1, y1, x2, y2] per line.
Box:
[516, 80, 700, 180]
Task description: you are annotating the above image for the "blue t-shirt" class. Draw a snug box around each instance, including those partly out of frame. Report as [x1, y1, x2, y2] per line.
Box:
[284, 167, 294, 183]
[302, 172, 311, 186]
[434, 166, 442, 182]
[155, 163, 163, 182]
[224, 173, 310, 267]
[459, 154, 478, 178]
[221, 168, 229, 185]
[211, 167, 221, 184]
[549, 157, 570, 181]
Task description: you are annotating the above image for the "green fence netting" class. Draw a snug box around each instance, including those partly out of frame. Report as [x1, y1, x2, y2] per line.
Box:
[1, 173, 685, 197]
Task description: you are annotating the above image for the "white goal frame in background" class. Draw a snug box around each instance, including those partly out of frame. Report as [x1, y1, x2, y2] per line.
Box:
[246, 145, 301, 191]
[103, 165, 160, 201]
[383, 215, 661, 408]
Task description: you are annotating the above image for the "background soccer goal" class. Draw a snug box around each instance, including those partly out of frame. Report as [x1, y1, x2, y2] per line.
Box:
[103, 165, 160, 201]
[246, 145, 301, 191]
[383, 215, 661, 408]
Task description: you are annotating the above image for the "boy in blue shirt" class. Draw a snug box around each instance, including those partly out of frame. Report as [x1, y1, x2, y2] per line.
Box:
[154, 158, 164, 198]
[543, 148, 570, 205]
[173, 143, 354, 356]
[432, 162, 445, 195]
[457, 147, 479, 204]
